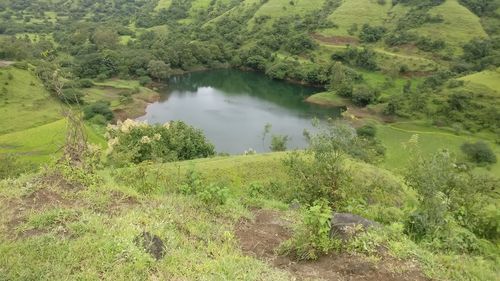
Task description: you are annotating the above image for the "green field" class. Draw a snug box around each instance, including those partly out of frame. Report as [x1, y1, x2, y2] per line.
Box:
[320, 0, 392, 37]
[0, 67, 62, 134]
[414, 0, 487, 53]
[459, 68, 500, 94]
[0, 119, 105, 164]
[377, 122, 500, 175]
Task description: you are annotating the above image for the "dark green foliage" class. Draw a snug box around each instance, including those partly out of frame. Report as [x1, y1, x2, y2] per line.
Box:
[0, 153, 27, 179]
[416, 37, 445, 52]
[270, 135, 290, 152]
[83, 101, 114, 121]
[461, 141, 497, 164]
[405, 149, 499, 246]
[285, 33, 316, 55]
[107, 120, 216, 165]
[356, 124, 377, 138]
[352, 85, 378, 106]
[359, 24, 386, 43]
[59, 88, 84, 104]
[459, 0, 500, 16]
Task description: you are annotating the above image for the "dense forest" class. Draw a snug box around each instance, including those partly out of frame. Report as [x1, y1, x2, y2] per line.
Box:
[0, 0, 499, 280]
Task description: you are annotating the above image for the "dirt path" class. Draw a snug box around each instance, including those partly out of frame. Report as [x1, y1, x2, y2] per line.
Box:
[0, 60, 14, 68]
[235, 209, 430, 281]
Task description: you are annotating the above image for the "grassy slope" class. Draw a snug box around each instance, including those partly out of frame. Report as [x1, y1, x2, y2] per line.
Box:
[0, 67, 62, 134]
[0, 119, 105, 164]
[320, 0, 391, 37]
[0, 152, 413, 281]
[377, 122, 500, 175]
[459, 68, 500, 94]
[1, 152, 497, 280]
[414, 0, 487, 53]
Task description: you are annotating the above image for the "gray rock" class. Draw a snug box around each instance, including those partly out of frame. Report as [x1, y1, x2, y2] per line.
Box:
[330, 213, 380, 240]
[134, 231, 165, 260]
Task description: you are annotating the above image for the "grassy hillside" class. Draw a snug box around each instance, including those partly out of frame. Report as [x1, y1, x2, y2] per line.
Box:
[414, 0, 487, 53]
[0, 119, 105, 164]
[0, 66, 62, 134]
[1, 152, 498, 280]
[321, 0, 392, 37]
[459, 68, 500, 94]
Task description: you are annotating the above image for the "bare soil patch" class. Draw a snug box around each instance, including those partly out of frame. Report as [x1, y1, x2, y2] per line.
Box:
[0, 60, 14, 68]
[235, 209, 430, 281]
[312, 33, 359, 45]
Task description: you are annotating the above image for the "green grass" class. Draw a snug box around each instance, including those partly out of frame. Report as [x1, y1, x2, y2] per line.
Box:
[0, 67, 62, 135]
[305, 91, 349, 107]
[154, 0, 171, 11]
[320, 0, 392, 37]
[84, 79, 160, 119]
[377, 121, 500, 175]
[459, 68, 500, 94]
[0, 119, 105, 164]
[414, 0, 487, 53]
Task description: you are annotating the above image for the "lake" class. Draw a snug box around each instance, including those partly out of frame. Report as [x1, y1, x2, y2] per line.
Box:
[138, 69, 342, 154]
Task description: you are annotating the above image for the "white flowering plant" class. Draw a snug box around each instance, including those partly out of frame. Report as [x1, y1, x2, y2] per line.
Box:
[105, 119, 215, 165]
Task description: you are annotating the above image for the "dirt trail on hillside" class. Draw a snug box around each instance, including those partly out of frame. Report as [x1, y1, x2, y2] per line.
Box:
[0, 60, 14, 67]
[235, 209, 430, 281]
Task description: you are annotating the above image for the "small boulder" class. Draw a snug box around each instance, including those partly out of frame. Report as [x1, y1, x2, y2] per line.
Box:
[330, 213, 380, 240]
[134, 231, 165, 260]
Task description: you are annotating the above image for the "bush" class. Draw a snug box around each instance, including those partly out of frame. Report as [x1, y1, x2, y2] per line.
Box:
[83, 101, 114, 121]
[139, 76, 152, 86]
[352, 85, 378, 106]
[78, 79, 94, 88]
[270, 135, 290, 152]
[106, 119, 215, 165]
[281, 200, 335, 260]
[461, 141, 497, 164]
[59, 88, 84, 104]
[356, 124, 377, 138]
[0, 153, 26, 179]
[197, 183, 229, 206]
[359, 24, 386, 43]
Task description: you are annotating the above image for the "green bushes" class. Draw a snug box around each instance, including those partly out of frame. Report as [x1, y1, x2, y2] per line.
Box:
[0, 153, 26, 179]
[359, 24, 386, 43]
[106, 119, 215, 165]
[179, 169, 229, 206]
[83, 101, 114, 122]
[281, 201, 335, 260]
[404, 149, 499, 247]
[270, 135, 290, 152]
[461, 141, 497, 164]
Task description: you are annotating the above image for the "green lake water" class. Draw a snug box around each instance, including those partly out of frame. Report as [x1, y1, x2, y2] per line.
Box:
[138, 69, 342, 154]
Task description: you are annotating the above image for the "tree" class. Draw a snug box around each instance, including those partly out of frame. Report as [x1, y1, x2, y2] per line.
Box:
[147, 60, 171, 82]
[359, 24, 386, 43]
[270, 135, 290, 152]
[92, 28, 119, 50]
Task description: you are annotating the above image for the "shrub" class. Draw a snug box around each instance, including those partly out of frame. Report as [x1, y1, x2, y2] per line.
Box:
[352, 85, 378, 106]
[461, 141, 497, 164]
[197, 183, 229, 206]
[356, 124, 377, 138]
[83, 101, 114, 121]
[359, 24, 386, 43]
[138, 76, 152, 86]
[78, 79, 94, 88]
[0, 153, 26, 179]
[59, 88, 84, 104]
[281, 200, 335, 260]
[270, 135, 290, 152]
[106, 119, 215, 165]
